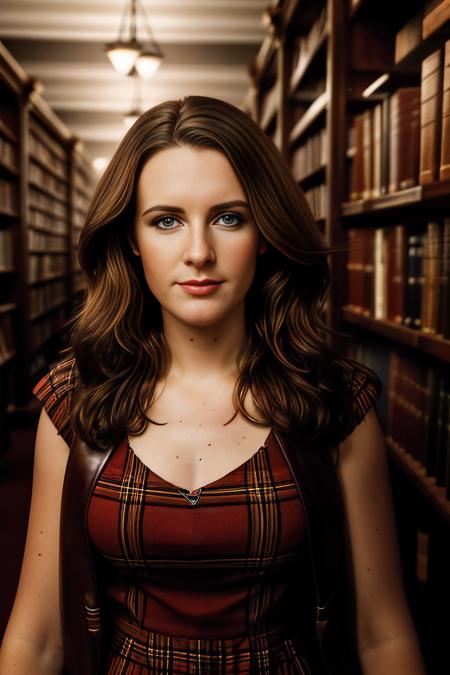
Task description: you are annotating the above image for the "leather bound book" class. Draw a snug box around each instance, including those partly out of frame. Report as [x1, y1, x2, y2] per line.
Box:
[420, 49, 444, 184]
[374, 227, 387, 319]
[380, 97, 390, 194]
[372, 104, 382, 197]
[362, 110, 373, 199]
[387, 225, 407, 324]
[437, 218, 450, 338]
[350, 114, 365, 200]
[363, 228, 375, 316]
[439, 40, 450, 179]
[404, 233, 423, 329]
[421, 222, 441, 334]
[389, 88, 421, 193]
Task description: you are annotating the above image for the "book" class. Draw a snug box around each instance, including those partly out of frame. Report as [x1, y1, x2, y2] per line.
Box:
[389, 88, 421, 193]
[395, 8, 424, 63]
[439, 40, 450, 179]
[420, 49, 444, 184]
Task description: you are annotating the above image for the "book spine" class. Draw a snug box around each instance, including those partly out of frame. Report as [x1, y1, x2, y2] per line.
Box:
[439, 40, 450, 179]
[420, 49, 444, 184]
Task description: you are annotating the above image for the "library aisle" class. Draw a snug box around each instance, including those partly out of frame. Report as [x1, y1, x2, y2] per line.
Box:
[1, 1, 450, 674]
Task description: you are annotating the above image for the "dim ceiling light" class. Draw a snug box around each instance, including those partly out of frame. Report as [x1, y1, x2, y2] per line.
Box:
[104, 0, 163, 79]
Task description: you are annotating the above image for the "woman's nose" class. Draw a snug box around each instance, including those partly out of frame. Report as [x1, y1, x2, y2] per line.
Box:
[182, 227, 216, 267]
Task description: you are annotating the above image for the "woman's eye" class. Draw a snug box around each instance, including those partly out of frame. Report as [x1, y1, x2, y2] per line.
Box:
[153, 216, 178, 230]
[217, 213, 243, 227]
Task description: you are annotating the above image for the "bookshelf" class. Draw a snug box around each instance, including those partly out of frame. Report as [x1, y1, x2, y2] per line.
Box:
[246, 1, 450, 672]
[0, 41, 95, 436]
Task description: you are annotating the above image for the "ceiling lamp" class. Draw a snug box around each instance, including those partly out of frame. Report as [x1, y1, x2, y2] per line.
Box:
[105, 0, 163, 79]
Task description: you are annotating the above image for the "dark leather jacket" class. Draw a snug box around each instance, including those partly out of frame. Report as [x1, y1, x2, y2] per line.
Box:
[59, 429, 362, 675]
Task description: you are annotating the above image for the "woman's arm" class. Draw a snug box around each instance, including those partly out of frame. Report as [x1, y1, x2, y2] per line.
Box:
[335, 407, 427, 675]
[0, 408, 70, 674]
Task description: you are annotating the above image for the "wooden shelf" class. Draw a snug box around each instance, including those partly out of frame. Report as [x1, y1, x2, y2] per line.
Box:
[0, 206, 19, 219]
[0, 159, 19, 177]
[252, 33, 277, 86]
[28, 273, 68, 287]
[0, 118, 18, 144]
[297, 163, 326, 187]
[30, 153, 67, 184]
[386, 437, 450, 527]
[289, 28, 328, 96]
[289, 91, 328, 146]
[341, 306, 450, 363]
[30, 300, 67, 322]
[341, 180, 450, 217]
[29, 179, 69, 206]
[0, 303, 17, 315]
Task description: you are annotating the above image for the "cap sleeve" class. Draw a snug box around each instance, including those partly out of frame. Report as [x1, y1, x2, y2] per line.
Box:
[32, 356, 78, 447]
[349, 366, 382, 428]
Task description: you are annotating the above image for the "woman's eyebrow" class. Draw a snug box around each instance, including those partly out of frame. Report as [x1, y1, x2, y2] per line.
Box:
[141, 200, 250, 217]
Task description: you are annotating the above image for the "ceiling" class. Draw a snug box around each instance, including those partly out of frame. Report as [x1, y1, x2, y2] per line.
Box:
[0, 0, 267, 164]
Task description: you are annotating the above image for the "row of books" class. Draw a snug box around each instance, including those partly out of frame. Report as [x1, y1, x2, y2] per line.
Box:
[0, 135, 18, 173]
[29, 187, 69, 219]
[291, 128, 327, 181]
[0, 178, 17, 214]
[304, 183, 326, 221]
[29, 209, 68, 235]
[28, 253, 67, 283]
[0, 312, 14, 362]
[388, 350, 450, 498]
[73, 190, 90, 213]
[344, 336, 450, 500]
[29, 280, 66, 318]
[28, 228, 67, 252]
[0, 228, 13, 270]
[29, 120, 67, 163]
[348, 39, 450, 200]
[29, 132, 68, 182]
[74, 171, 92, 194]
[29, 162, 68, 203]
[347, 219, 450, 339]
[289, 6, 327, 93]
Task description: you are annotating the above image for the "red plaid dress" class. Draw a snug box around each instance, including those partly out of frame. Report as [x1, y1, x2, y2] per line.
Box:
[33, 357, 380, 674]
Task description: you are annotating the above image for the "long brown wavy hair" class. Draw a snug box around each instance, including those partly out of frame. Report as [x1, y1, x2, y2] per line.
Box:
[61, 95, 382, 452]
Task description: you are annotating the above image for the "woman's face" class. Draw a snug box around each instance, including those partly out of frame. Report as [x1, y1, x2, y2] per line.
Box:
[130, 145, 265, 328]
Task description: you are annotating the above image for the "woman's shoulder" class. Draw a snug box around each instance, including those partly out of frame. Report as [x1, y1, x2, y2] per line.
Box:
[32, 354, 79, 446]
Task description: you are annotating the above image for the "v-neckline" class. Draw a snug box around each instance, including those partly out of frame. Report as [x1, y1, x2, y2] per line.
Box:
[127, 428, 273, 495]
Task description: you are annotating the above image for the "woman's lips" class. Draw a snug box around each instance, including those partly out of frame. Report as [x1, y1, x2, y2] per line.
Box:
[178, 282, 223, 296]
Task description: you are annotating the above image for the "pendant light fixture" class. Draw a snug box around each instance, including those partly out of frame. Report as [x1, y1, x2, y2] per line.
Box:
[105, 0, 163, 79]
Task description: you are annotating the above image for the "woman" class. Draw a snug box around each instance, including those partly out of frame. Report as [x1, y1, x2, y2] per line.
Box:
[0, 96, 426, 674]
